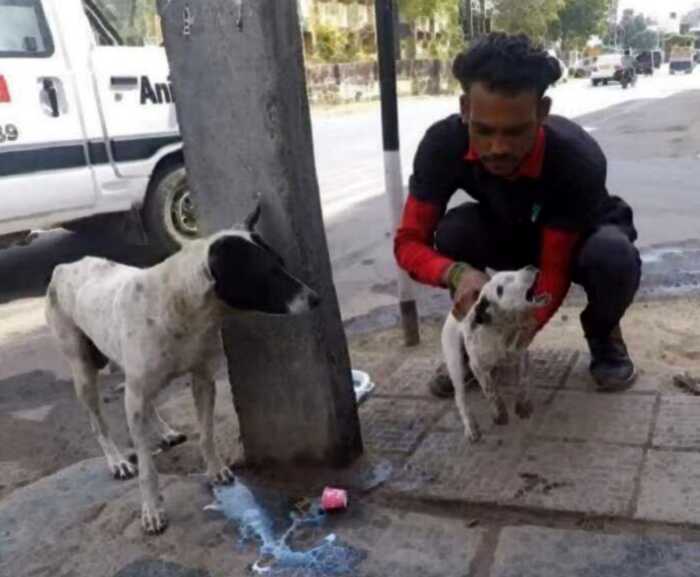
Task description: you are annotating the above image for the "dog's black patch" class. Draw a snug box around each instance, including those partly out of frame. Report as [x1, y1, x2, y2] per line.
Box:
[251, 232, 285, 266]
[208, 235, 303, 314]
[471, 296, 492, 329]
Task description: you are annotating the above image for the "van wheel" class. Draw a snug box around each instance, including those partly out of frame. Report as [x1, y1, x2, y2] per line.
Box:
[142, 164, 200, 258]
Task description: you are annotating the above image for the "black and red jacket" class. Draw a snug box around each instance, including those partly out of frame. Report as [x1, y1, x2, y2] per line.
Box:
[395, 114, 633, 327]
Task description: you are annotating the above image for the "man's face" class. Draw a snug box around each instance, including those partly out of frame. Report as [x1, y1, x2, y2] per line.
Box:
[461, 82, 550, 178]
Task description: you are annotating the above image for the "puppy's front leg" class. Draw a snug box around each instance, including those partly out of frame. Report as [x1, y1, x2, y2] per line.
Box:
[442, 317, 481, 442]
[514, 351, 534, 419]
[191, 374, 235, 485]
[125, 385, 167, 535]
[472, 365, 508, 426]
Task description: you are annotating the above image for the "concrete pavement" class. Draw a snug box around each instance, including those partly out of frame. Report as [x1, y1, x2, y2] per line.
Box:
[5, 298, 700, 575]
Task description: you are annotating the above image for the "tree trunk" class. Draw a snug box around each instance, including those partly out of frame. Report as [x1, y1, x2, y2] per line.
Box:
[157, 0, 363, 466]
[462, 0, 474, 42]
[478, 0, 486, 36]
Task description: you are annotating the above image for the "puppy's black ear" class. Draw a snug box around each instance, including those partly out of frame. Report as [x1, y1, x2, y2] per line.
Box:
[244, 199, 262, 232]
[472, 296, 492, 328]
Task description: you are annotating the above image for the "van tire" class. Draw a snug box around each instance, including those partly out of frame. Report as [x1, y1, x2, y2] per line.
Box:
[142, 163, 199, 259]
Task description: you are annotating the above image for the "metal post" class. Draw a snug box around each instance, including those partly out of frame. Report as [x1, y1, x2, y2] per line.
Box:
[375, 0, 420, 347]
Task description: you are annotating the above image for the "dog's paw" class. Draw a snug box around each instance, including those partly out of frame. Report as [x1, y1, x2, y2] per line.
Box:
[158, 432, 188, 452]
[465, 426, 482, 444]
[515, 399, 534, 420]
[110, 459, 137, 480]
[141, 503, 168, 535]
[208, 465, 236, 485]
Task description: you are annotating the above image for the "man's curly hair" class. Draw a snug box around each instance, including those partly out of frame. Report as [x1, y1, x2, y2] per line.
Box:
[453, 33, 562, 97]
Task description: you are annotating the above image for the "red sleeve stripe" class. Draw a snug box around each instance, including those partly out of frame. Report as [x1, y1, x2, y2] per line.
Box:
[534, 227, 580, 327]
[394, 195, 453, 287]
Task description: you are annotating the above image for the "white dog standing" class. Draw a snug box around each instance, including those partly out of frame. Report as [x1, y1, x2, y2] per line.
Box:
[441, 266, 549, 442]
[45, 204, 319, 534]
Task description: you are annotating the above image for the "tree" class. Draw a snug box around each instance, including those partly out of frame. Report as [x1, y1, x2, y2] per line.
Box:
[619, 11, 649, 49]
[492, 0, 564, 41]
[557, 0, 608, 51]
[629, 29, 658, 51]
[398, 0, 462, 58]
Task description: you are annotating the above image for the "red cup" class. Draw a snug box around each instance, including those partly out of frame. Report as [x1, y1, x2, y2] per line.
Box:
[321, 487, 348, 511]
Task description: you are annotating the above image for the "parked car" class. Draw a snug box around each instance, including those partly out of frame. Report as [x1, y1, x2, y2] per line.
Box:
[0, 0, 195, 256]
[572, 56, 596, 78]
[590, 54, 625, 86]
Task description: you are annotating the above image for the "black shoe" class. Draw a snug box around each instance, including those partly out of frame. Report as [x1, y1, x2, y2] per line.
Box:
[587, 325, 636, 392]
[429, 355, 476, 399]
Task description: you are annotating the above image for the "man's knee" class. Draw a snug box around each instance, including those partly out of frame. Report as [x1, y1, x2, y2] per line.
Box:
[577, 226, 641, 288]
[435, 203, 482, 262]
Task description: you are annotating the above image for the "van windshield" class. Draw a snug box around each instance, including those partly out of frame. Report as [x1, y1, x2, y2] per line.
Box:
[84, 0, 162, 47]
[0, 0, 54, 57]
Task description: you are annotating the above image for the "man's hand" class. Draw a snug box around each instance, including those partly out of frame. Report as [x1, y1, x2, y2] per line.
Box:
[444, 262, 490, 321]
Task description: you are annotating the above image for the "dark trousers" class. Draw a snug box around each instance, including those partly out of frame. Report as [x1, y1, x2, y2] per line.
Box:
[435, 203, 642, 339]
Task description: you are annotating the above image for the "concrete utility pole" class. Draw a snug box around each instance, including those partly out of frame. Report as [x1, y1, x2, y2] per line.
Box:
[375, 0, 420, 347]
[158, 0, 363, 466]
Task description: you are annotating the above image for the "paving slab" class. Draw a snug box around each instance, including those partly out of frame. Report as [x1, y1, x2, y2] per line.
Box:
[359, 397, 447, 454]
[565, 353, 664, 394]
[504, 439, 644, 516]
[386, 430, 525, 504]
[529, 348, 579, 389]
[534, 391, 656, 445]
[491, 526, 700, 577]
[377, 356, 443, 398]
[636, 450, 700, 525]
[436, 388, 554, 435]
[653, 395, 700, 449]
[0, 457, 483, 577]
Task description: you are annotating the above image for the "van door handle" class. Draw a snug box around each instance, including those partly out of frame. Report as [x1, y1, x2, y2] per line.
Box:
[110, 76, 138, 89]
[41, 78, 60, 117]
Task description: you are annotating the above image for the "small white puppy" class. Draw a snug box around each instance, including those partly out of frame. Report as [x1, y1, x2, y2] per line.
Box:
[441, 266, 550, 442]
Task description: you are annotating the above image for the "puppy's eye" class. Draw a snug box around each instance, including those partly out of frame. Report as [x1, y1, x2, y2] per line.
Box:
[497, 285, 504, 298]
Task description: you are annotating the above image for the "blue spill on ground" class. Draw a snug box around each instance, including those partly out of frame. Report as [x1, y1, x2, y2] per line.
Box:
[206, 481, 366, 576]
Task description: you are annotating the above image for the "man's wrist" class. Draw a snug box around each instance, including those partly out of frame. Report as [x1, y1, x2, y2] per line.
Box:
[446, 262, 471, 295]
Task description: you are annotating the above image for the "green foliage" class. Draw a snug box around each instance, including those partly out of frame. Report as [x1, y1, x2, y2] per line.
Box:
[491, 0, 565, 42]
[397, 0, 465, 59]
[629, 29, 658, 51]
[665, 34, 696, 49]
[315, 24, 345, 62]
[620, 12, 648, 49]
[557, 0, 608, 50]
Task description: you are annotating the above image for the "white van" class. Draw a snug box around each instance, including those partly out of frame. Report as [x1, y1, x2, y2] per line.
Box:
[0, 0, 196, 256]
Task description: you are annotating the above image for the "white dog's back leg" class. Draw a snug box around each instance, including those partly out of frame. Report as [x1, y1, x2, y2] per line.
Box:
[514, 351, 534, 419]
[46, 294, 136, 480]
[442, 315, 481, 443]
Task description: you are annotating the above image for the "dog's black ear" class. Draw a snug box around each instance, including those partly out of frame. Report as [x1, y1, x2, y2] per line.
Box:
[472, 296, 492, 328]
[244, 199, 262, 232]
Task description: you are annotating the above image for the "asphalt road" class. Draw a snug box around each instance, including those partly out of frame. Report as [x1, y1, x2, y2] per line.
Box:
[1, 71, 700, 328]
